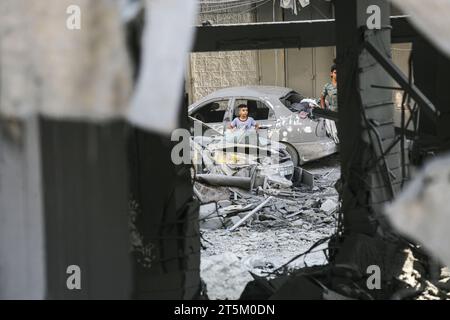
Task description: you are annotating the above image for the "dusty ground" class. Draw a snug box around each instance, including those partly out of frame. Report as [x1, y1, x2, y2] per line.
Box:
[200, 154, 341, 300]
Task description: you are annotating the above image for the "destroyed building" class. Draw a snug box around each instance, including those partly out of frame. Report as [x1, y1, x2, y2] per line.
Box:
[0, 0, 450, 302]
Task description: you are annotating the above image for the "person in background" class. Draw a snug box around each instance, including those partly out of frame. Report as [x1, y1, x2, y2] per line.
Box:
[320, 64, 338, 112]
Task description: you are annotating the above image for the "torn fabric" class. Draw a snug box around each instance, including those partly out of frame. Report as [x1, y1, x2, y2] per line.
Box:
[128, 0, 199, 135]
[280, 0, 298, 15]
[390, 0, 450, 58]
[298, 0, 310, 8]
[0, 0, 132, 120]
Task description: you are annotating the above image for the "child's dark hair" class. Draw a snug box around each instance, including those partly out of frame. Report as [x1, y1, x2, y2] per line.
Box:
[331, 64, 337, 73]
[238, 104, 248, 109]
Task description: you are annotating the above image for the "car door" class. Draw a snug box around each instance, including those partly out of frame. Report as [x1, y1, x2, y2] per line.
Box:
[190, 99, 231, 136]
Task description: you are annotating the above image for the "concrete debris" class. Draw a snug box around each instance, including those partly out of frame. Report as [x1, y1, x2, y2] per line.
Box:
[225, 216, 242, 228]
[217, 200, 232, 208]
[200, 252, 253, 300]
[264, 174, 293, 189]
[292, 167, 314, 188]
[320, 199, 338, 214]
[238, 211, 253, 219]
[199, 203, 217, 220]
[196, 155, 341, 233]
[194, 182, 229, 203]
[219, 203, 256, 216]
[228, 187, 254, 200]
[200, 216, 224, 231]
[285, 205, 299, 213]
[229, 197, 273, 231]
[200, 155, 343, 299]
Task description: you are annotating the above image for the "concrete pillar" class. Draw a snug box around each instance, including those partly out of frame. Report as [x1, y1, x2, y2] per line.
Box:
[335, 0, 402, 235]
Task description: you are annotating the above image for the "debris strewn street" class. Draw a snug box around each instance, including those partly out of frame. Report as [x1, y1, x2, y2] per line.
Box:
[199, 154, 340, 299]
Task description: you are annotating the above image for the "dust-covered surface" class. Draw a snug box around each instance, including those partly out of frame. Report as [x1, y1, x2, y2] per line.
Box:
[200, 155, 341, 300]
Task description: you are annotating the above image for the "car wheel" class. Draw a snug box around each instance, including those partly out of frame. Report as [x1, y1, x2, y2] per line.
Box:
[283, 143, 300, 167]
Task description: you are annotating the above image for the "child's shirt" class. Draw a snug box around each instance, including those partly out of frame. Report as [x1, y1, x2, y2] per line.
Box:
[230, 117, 256, 130]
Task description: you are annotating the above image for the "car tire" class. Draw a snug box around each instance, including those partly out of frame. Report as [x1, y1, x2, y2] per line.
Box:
[283, 143, 300, 167]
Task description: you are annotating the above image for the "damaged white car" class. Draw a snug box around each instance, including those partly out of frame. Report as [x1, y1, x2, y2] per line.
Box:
[189, 117, 295, 189]
[188, 86, 338, 166]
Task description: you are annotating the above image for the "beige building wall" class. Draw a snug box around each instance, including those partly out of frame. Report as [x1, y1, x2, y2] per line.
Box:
[188, 4, 259, 103]
[258, 49, 286, 87]
[189, 50, 259, 103]
[284, 47, 336, 98]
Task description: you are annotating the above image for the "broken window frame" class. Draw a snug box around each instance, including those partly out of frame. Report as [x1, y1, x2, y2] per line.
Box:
[230, 97, 276, 121]
[190, 98, 232, 124]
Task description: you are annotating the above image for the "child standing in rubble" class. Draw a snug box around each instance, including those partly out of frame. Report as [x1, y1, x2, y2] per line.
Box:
[228, 104, 260, 131]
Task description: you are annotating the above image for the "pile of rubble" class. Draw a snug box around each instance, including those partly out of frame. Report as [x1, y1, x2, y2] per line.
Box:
[195, 154, 342, 299]
[196, 184, 338, 232]
[194, 153, 450, 300]
[194, 150, 340, 233]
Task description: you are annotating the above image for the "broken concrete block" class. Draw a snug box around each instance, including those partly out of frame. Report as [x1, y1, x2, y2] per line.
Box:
[194, 182, 230, 203]
[263, 207, 272, 214]
[258, 214, 277, 221]
[238, 211, 252, 219]
[219, 203, 256, 216]
[292, 219, 312, 229]
[304, 198, 320, 209]
[200, 252, 253, 300]
[200, 217, 224, 230]
[217, 200, 232, 208]
[225, 216, 241, 227]
[199, 203, 217, 220]
[266, 175, 293, 189]
[285, 205, 299, 213]
[320, 199, 337, 213]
